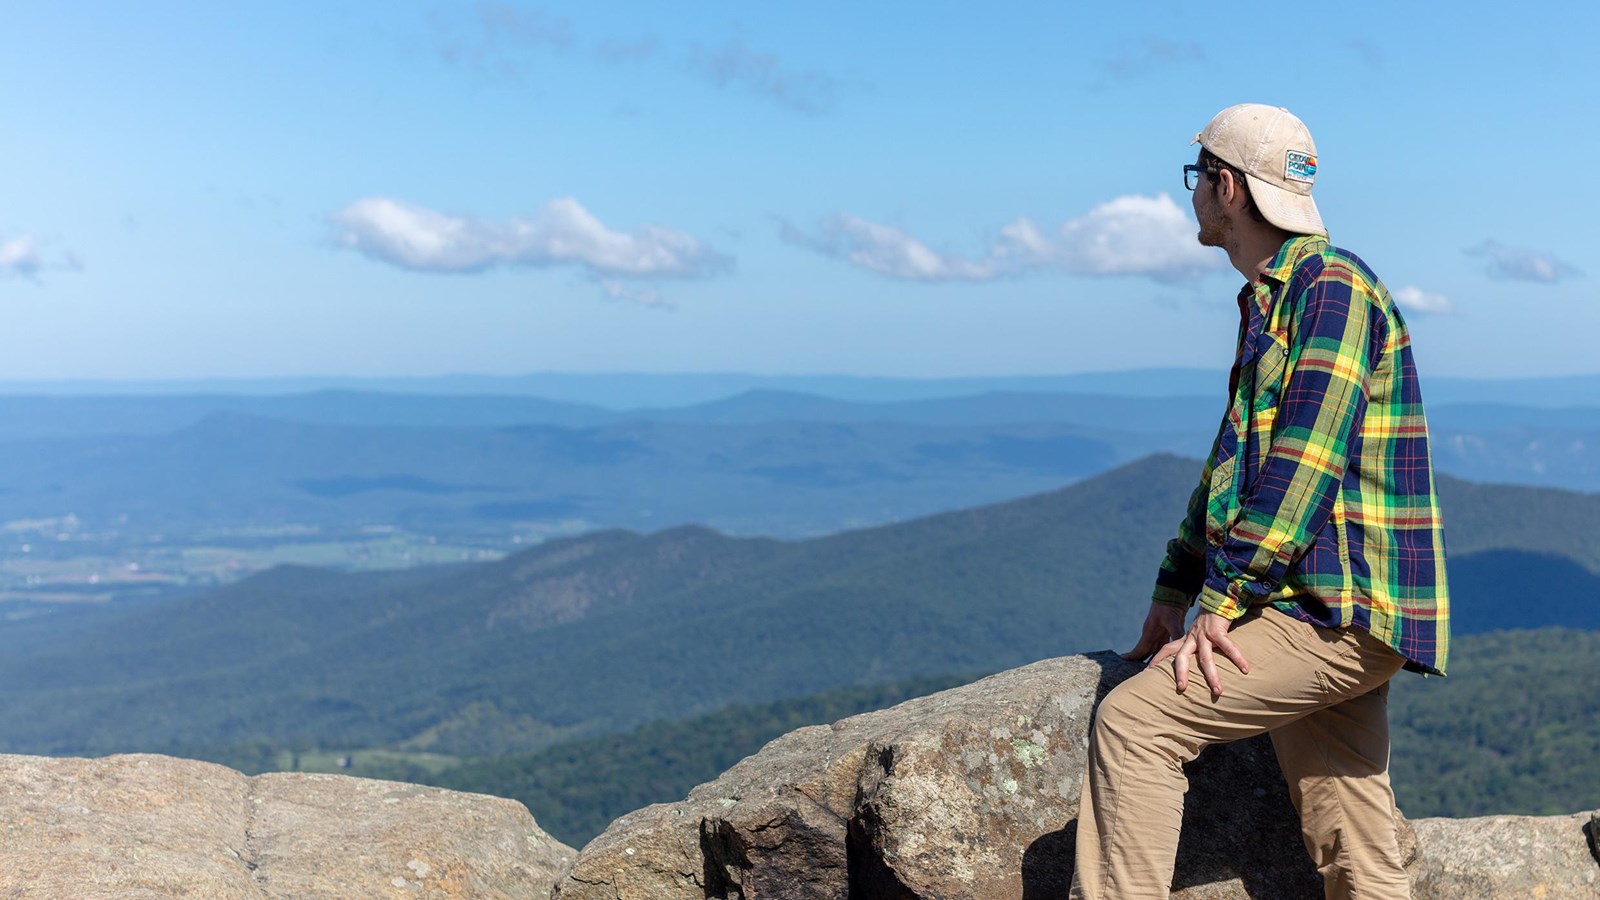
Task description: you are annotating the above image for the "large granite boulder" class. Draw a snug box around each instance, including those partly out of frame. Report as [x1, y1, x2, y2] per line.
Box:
[1407, 813, 1600, 898]
[553, 651, 1600, 899]
[0, 753, 574, 899]
[555, 652, 1327, 899]
[4, 658, 1595, 898]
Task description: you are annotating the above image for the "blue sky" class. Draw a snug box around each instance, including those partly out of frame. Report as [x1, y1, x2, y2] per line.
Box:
[0, 1, 1593, 380]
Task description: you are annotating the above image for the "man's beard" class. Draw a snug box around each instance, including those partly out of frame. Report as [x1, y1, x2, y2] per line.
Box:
[1197, 204, 1232, 249]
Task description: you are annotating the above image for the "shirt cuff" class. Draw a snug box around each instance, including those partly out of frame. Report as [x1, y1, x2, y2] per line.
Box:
[1151, 585, 1194, 609]
[1196, 583, 1250, 620]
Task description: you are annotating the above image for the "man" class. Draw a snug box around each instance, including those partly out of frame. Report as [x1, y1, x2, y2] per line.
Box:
[1068, 104, 1450, 899]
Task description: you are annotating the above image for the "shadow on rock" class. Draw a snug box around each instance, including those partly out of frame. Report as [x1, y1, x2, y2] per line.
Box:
[1021, 820, 1076, 898]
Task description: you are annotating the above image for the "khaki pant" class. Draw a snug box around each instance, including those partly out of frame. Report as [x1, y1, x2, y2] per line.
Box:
[1069, 606, 1409, 899]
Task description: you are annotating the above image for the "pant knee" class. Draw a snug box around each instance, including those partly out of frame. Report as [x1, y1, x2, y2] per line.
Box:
[1089, 677, 1185, 763]
[1089, 683, 1139, 748]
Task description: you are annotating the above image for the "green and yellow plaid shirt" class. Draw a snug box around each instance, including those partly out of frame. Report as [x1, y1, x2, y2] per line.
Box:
[1153, 234, 1450, 675]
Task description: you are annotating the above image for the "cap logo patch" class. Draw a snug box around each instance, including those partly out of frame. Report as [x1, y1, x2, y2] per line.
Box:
[1285, 150, 1317, 184]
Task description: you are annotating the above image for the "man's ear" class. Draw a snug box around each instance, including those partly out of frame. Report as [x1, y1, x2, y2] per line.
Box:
[1219, 169, 1243, 209]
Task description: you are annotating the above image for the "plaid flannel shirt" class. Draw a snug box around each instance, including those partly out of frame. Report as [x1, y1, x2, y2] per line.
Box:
[1153, 234, 1450, 675]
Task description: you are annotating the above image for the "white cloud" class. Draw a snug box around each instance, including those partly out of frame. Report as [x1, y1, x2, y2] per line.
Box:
[1464, 240, 1579, 283]
[689, 39, 842, 114]
[1346, 39, 1383, 68]
[594, 35, 659, 63]
[781, 193, 1222, 283]
[435, 3, 573, 73]
[0, 233, 82, 280]
[330, 197, 730, 284]
[1095, 39, 1204, 88]
[0, 235, 42, 277]
[598, 279, 670, 309]
[1001, 194, 1222, 281]
[1392, 285, 1454, 315]
[779, 215, 996, 281]
[475, 3, 571, 47]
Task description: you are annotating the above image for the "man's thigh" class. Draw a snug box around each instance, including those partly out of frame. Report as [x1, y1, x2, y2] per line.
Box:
[1097, 607, 1402, 754]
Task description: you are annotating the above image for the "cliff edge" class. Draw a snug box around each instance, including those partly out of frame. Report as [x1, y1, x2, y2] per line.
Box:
[553, 651, 1599, 899]
[3, 652, 1596, 898]
[0, 753, 574, 899]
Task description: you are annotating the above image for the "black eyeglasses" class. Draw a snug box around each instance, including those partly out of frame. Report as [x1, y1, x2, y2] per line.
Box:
[1182, 164, 1218, 191]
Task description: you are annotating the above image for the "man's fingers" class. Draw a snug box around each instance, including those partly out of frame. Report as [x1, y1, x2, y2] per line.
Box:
[1148, 613, 1249, 698]
[1171, 639, 1192, 692]
[1214, 634, 1251, 675]
[1197, 639, 1222, 697]
[1149, 636, 1182, 668]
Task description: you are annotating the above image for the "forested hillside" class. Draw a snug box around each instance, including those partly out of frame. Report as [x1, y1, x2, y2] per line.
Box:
[292, 629, 1598, 849]
[0, 454, 1590, 766]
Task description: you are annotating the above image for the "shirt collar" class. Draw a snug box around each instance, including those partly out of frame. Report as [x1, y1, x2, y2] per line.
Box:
[1259, 233, 1328, 285]
[1239, 233, 1328, 322]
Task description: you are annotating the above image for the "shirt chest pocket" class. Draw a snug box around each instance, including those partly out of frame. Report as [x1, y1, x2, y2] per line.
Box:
[1252, 330, 1291, 412]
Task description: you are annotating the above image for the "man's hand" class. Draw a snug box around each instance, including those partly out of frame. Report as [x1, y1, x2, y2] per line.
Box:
[1149, 611, 1251, 698]
[1123, 602, 1188, 664]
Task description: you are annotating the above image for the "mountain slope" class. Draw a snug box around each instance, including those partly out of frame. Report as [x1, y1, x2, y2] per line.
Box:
[0, 455, 1592, 757]
[401, 628, 1600, 847]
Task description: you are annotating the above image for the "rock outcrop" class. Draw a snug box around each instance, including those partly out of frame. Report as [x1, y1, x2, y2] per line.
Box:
[553, 651, 1600, 899]
[0, 753, 574, 899]
[4, 654, 1596, 898]
[1409, 813, 1600, 898]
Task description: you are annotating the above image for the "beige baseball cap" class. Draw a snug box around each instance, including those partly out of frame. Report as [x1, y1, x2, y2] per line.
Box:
[1192, 103, 1326, 236]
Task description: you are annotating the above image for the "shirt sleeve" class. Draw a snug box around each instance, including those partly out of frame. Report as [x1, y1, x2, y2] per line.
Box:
[1196, 265, 1381, 619]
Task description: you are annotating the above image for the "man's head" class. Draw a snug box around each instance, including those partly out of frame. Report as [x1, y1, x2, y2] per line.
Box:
[1188, 104, 1326, 241]
[1188, 149, 1260, 249]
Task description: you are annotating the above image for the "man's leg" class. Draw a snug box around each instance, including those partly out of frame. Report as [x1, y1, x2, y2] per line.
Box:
[1270, 628, 1409, 899]
[1069, 608, 1401, 900]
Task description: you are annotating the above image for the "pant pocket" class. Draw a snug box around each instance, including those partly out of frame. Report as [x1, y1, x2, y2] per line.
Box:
[1318, 635, 1404, 700]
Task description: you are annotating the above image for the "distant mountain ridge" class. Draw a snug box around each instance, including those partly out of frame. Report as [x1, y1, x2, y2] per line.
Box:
[0, 386, 1232, 440]
[0, 454, 1593, 760]
[0, 411, 1130, 536]
[0, 385, 1597, 550]
[3, 367, 1599, 407]
[1, 386, 1597, 438]
[0, 369, 1229, 404]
